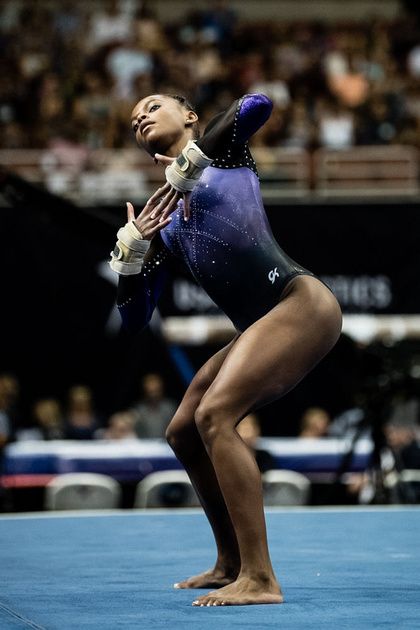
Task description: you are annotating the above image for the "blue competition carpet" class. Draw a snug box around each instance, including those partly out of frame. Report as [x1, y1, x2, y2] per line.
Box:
[1, 507, 419, 629]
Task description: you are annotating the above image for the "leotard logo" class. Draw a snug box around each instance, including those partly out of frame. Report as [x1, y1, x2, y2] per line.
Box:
[268, 267, 279, 284]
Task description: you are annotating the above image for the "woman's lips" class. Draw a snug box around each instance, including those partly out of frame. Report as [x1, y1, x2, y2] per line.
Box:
[141, 122, 154, 135]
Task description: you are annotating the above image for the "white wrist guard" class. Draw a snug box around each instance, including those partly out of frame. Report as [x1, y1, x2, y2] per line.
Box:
[165, 140, 212, 192]
[109, 221, 151, 276]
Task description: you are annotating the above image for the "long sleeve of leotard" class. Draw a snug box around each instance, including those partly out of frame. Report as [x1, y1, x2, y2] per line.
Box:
[196, 93, 273, 159]
[116, 236, 171, 333]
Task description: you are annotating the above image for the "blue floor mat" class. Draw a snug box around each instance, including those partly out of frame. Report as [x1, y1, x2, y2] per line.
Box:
[1, 507, 419, 629]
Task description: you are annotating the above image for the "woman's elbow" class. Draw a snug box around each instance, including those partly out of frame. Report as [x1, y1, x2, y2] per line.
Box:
[242, 93, 273, 127]
[246, 93, 273, 112]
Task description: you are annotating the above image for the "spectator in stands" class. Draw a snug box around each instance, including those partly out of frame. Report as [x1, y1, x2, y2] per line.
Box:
[299, 407, 331, 438]
[64, 384, 100, 440]
[15, 398, 65, 441]
[200, 0, 237, 49]
[329, 407, 366, 439]
[0, 391, 12, 448]
[33, 398, 65, 440]
[407, 43, 420, 79]
[98, 411, 137, 440]
[0, 373, 20, 444]
[0, 373, 18, 510]
[131, 373, 177, 439]
[0, 70, 25, 149]
[133, 6, 169, 54]
[236, 413, 275, 473]
[355, 95, 398, 145]
[105, 32, 154, 101]
[86, 0, 132, 53]
[347, 420, 420, 504]
[384, 420, 420, 470]
[282, 100, 315, 149]
[72, 71, 115, 148]
[52, 0, 84, 45]
[326, 51, 370, 109]
[317, 99, 355, 149]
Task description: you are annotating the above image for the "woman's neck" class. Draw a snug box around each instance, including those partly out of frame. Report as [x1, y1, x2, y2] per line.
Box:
[166, 132, 193, 157]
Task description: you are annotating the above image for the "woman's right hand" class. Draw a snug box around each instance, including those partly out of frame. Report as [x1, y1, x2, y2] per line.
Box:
[126, 182, 179, 240]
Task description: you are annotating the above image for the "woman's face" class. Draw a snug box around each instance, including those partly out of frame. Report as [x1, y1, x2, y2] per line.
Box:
[131, 95, 197, 155]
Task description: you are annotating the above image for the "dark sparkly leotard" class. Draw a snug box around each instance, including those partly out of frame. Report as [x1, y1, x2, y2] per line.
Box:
[118, 94, 314, 333]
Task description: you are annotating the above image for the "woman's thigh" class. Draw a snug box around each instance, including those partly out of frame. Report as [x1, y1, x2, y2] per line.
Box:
[198, 276, 342, 424]
[167, 333, 240, 436]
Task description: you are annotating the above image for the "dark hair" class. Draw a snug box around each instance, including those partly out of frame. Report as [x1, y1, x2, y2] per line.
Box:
[166, 94, 200, 139]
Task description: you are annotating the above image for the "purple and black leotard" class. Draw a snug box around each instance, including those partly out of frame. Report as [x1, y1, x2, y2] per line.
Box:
[117, 94, 314, 333]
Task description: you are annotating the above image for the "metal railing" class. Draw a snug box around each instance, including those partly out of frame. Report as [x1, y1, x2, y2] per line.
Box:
[0, 145, 419, 205]
[314, 145, 420, 197]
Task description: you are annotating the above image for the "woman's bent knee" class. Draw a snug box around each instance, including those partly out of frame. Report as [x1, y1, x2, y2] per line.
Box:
[195, 400, 231, 444]
[166, 418, 197, 456]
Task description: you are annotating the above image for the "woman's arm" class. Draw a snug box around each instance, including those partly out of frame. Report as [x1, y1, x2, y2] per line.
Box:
[158, 94, 273, 221]
[110, 188, 177, 334]
[196, 93, 273, 159]
[117, 235, 171, 334]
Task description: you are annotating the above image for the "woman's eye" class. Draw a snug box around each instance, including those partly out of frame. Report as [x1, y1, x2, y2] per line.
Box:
[149, 104, 160, 112]
[132, 123, 139, 132]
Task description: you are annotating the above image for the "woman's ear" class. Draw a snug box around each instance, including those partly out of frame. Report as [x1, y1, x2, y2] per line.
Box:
[185, 110, 199, 127]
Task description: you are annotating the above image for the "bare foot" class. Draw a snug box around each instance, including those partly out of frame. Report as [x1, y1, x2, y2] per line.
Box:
[174, 567, 238, 589]
[191, 575, 283, 606]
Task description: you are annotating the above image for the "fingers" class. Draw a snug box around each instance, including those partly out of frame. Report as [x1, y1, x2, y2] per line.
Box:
[151, 187, 179, 220]
[127, 179, 188, 235]
[151, 215, 173, 234]
[159, 190, 182, 222]
[154, 153, 176, 166]
[146, 183, 171, 208]
[134, 212, 172, 240]
[183, 192, 191, 221]
[126, 201, 135, 222]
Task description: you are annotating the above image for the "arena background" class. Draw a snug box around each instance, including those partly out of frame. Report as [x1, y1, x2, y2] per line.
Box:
[2, 5, 420, 628]
[1, 0, 420, 478]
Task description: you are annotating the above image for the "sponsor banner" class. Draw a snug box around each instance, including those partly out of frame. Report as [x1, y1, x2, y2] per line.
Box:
[158, 202, 420, 316]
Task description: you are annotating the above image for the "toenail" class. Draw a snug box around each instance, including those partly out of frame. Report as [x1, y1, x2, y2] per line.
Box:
[174, 583, 180, 588]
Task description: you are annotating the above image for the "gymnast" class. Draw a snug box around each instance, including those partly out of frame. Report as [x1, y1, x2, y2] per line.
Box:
[110, 92, 342, 606]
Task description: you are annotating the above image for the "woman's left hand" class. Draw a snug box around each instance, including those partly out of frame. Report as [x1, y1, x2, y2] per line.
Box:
[154, 153, 192, 221]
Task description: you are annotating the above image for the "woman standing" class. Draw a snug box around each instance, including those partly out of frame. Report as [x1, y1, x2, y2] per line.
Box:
[110, 93, 342, 606]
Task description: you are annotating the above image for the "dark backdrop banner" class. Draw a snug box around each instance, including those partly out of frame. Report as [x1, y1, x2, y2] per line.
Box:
[158, 201, 420, 317]
[1, 178, 419, 426]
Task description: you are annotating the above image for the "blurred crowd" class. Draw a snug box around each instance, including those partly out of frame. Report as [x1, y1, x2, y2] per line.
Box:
[1, 368, 420, 506]
[1, 0, 420, 155]
[0, 371, 178, 443]
[1, 369, 419, 461]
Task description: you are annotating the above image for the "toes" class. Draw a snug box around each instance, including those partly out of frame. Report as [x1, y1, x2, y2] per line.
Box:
[192, 596, 212, 607]
[205, 597, 219, 606]
[192, 596, 227, 607]
[206, 597, 226, 606]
